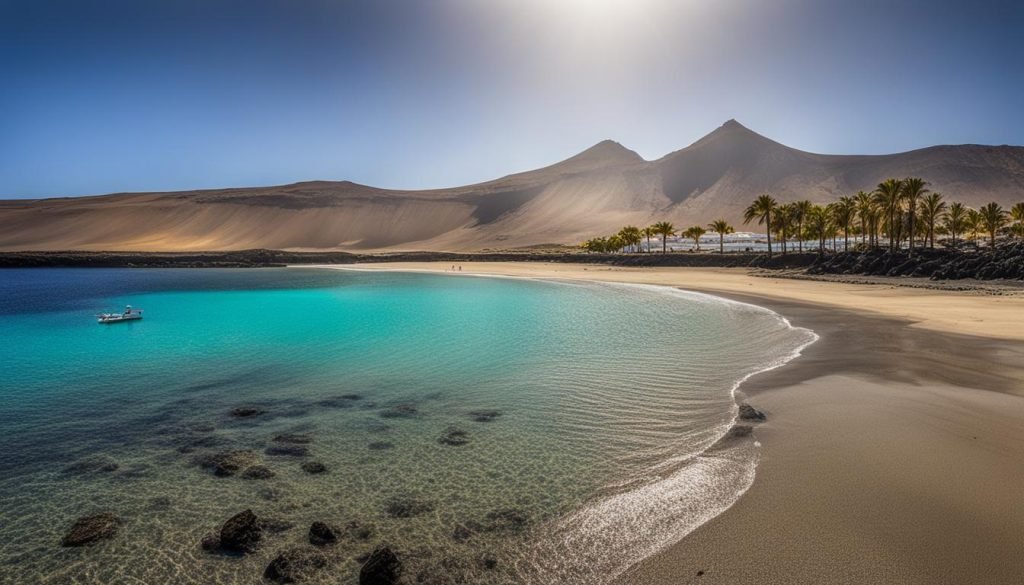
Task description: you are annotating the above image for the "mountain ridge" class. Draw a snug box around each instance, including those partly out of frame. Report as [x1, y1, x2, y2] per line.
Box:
[2, 121, 1022, 251]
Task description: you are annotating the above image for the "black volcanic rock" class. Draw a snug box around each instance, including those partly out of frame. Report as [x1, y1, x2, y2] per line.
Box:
[359, 546, 403, 585]
[308, 522, 338, 546]
[61, 513, 120, 547]
[264, 547, 328, 583]
[738, 403, 766, 421]
[218, 509, 261, 553]
[194, 449, 259, 477]
[301, 461, 327, 474]
[230, 406, 266, 418]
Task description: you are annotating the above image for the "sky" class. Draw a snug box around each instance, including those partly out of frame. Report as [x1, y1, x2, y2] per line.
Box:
[1, 0, 1022, 198]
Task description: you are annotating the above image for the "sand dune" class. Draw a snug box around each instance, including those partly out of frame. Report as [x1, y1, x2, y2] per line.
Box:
[3, 121, 1023, 251]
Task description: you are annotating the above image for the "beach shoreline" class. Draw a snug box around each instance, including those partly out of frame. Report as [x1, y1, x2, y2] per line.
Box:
[310, 262, 1024, 585]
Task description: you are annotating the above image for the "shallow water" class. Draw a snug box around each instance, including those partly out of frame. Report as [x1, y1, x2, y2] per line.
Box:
[0, 268, 815, 584]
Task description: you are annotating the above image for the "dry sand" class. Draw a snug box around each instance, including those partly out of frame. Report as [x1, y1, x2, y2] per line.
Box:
[318, 263, 1024, 585]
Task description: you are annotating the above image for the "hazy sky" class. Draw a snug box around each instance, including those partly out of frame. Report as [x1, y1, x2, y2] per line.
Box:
[2, 0, 1022, 198]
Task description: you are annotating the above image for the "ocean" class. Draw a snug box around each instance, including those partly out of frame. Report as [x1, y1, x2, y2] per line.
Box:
[0, 267, 815, 584]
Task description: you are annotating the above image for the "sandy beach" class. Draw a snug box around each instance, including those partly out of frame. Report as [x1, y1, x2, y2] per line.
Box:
[321, 263, 1024, 585]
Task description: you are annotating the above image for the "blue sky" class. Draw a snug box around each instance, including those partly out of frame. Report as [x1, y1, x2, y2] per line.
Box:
[2, 0, 1022, 198]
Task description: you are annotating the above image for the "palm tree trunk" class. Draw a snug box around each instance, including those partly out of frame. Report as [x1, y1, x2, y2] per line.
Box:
[766, 215, 773, 257]
[798, 220, 803, 252]
[844, 226, 849, 252]
[909, 210, 916, 255]
[662, 237, 667, 254]
[720, 234, 724, 254]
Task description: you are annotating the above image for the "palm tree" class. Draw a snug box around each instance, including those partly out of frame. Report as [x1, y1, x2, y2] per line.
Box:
[854, 191, 874, 248]
[967, 208, 983, 245]
[776, 202, 796, 254]
[875, 179, 904, 251]
[641, 226, 655, 253]
[744, 194, 778, 257]
[683, 226, 707, 251]
[944, 202, 967, 248]
[652, 221, 676, 254]
[793, 200, 813, 253]
[806, 205, 829, 253]
[1011, 202, 1024, 239]
[708, 219, 734, 254]
[618, 226, 642, 253]
[607, 234, 625, 253]
[901, 177, 929, 254]
[918, 192, 946, 249]
[833, 196, 857, 252]
[978, 202, 1008, 249]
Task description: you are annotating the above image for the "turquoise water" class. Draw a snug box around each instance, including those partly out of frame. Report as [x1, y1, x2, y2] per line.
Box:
[0, 268, 815, 584]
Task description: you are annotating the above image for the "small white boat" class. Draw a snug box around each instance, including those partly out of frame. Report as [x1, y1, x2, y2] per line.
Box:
[97, 305, 143, 324]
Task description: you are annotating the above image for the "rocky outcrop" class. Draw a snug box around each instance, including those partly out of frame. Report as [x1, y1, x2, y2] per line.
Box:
[218, 509, 261, 553]
[308, 522, 338, 546]
[359, 546, 403, 585]
[60, 513, 120, 546]
[806, 244, 1024, 280]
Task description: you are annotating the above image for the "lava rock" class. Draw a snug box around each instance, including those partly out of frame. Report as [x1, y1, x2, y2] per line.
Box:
[60, 512, 120, 547]
[737, 403, 766, 421]
[230, 406, 266, 418]
[300, 461, 327, 474]
[367, 441, 394, 451]
[384, 496, 435, 518]
[467, 409, 502, 423]
[359, 546, 403, 585]
[241, 465, 276, 479]
[263, 547, 328, 583]
[219, 509, 261, 553]
[195, 449, 260, 477]
[308, 521, 338, 546]
[438, 428, 469, 446]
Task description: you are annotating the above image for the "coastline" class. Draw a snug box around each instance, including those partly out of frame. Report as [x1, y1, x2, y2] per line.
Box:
[312, 262, 1024, 585]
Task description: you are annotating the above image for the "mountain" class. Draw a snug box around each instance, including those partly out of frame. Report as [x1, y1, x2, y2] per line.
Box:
[2, 120, 1022, 251]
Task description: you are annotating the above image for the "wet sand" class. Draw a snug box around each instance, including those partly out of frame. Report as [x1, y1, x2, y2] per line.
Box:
[319, 263, 1024, 585]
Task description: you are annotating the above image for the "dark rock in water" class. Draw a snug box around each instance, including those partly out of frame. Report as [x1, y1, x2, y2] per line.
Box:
[273, 433, 313, 444]
[484, 509, 529, 532]
[200, 533, 220, 551]
[359, 546, 403, 585]
[438, 427, 469, 446]
[379, 404, 418, 419]
[258, 487, 286, 502]
[219, 509, 261, 553]
[61, 512, 120, 547]
[467, 409, 502, 423]
[63, 455, 119, 475]
[195, 449, 259, 477]
[242, 465, 276, 480]
[367, 441, 394, 451]
[263, 547, 328, 583]
[300, 461, 327, 474]
[230, 406, 266, 418]
[317, 394, 363, 408]
[189, 423, 216, 433]
[738, 403, 766, 421]
[265, 445, 309, 457]
[477, 553, 498, 571]
[259, 518, 295, 534]
[726, 425, 754, 439]
[384, 496, 435, 518]
[308, 521, 338, 546]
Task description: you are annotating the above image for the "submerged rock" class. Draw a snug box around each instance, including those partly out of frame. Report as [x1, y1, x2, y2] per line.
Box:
[367, 441, 394, 451]
[467, 409, 502, 423]
[438, 427, 469, 446]
[265, 445, 309, 457]
[241, 465, 276, 480]
[738, 403, 766, 421]
[219, 509, 261, 553]
[63, 455, 119, 475]
[384, 496, 435, 518]
[195, 449, 260, 477]
[300, 461, 327, 474]
[359, 546, 403, 585]
[379, 404, 417, 419]
[263, 547, 328, 583]
[308, 521, 338, 546]
[345, 520, 373, 541]
[259, 518, 295, 534]
[230, 406, 266, 418]
[484, 509, 529, 533]
[60, 512, 120, 547]
[272, 433, 313, 444]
